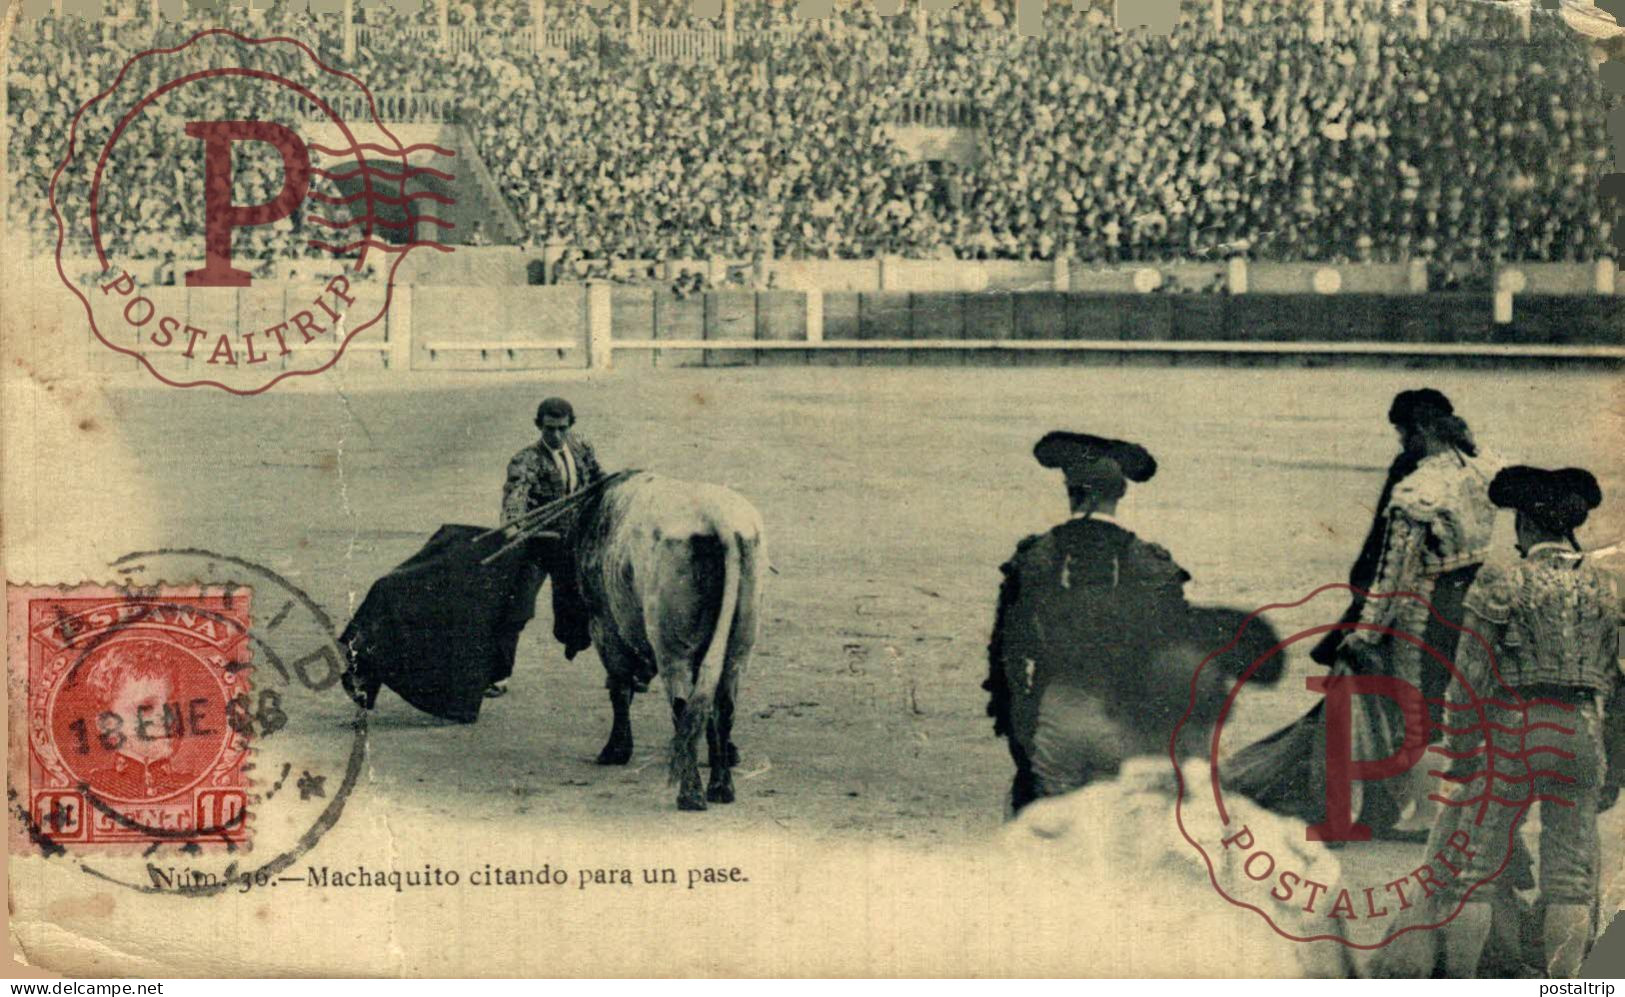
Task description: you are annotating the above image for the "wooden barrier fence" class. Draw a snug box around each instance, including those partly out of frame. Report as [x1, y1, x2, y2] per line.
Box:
[596, 288, 1625, 369]
[73, 284, 1625, 377]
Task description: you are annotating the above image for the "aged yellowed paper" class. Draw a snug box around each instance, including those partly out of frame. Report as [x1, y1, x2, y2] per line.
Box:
[4, 0, 1623, 978]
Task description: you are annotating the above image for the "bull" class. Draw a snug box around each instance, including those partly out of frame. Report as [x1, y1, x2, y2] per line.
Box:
[568, 471, 766, 811]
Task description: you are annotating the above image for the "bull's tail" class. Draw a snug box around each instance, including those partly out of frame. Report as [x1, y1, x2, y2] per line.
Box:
[669, 526, 747, 783]
[690, 527, 746, 721]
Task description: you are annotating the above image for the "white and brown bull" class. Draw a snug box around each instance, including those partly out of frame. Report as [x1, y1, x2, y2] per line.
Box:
[568, 471, 766, 811]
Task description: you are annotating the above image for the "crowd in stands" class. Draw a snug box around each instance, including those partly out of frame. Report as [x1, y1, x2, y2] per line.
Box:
[7, 13, 330, 272]
[8, 0, 1616, 272]
[966, 1, 1613, 264]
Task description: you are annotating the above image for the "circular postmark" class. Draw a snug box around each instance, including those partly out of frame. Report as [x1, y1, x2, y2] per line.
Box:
[1173, 583, 1578, 951]
[9, 548, 366, 897]
[48, 28, 456, 394]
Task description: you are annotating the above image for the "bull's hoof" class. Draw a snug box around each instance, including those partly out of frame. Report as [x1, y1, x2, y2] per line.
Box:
[706, 783, 735, 805]
[595, 742, 632, 765]
[677, 794, 708, 812]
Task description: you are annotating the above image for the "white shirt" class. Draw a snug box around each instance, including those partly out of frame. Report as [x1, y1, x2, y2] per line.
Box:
[548, 443, 578, 495]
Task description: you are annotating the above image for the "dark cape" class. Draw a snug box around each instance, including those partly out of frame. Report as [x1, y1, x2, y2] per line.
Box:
[339, 525, 546, 723]
[984, 518, 1193, 810]
[1307, 449, 1419, 666]
[984, 517, 1283, 813]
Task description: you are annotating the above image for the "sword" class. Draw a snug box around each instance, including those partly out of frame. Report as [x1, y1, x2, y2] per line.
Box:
[474, 472, 636, 565]
[470, 489, 587, 543]
[478, 529, 563, 566]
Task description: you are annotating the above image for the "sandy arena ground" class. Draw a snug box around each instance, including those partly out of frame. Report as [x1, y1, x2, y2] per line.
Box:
[7, 361, 1624, 975]
[85, 365, 1620, 851]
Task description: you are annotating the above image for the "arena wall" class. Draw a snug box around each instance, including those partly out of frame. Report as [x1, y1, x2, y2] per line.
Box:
[81, 252, 1619, 298]
[59, 261, 1623, 377]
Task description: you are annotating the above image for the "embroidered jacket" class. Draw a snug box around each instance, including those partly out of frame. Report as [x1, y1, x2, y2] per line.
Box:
[500, 433, 605, 526]
[1349, 447, 1502, 648]
[1456, 545, 1623, 696]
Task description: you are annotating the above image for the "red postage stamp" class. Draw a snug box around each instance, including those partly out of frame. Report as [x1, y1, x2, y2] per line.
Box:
[8, 584, 254, 851]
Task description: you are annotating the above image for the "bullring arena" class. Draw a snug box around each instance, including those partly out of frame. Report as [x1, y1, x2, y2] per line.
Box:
[4, 0, 1625, 978]
[42, 362, 1625, 838]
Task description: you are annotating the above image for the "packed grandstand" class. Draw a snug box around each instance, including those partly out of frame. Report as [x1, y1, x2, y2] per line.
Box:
[7, 0, 1619, 272]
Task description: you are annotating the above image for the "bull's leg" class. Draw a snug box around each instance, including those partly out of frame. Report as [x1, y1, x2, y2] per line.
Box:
[593, 624, 640, 765]
[670, 698, 707, 811]
[596, 680, 635, 765]
[705, 681, 736, 804]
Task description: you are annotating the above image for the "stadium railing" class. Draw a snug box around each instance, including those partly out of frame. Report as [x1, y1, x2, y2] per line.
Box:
[13, 0, 1588, 54]
[58, 257, 1623, 377]
[272, 82, 970, 127]
[640, 27, 727, 60]
[279, 90, 462, 123]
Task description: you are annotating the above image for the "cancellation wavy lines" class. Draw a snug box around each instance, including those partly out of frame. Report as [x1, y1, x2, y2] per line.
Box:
[303, 144, 458, 262]
[1430, 768, 1577, 786]
[1428, 742, 1576, 761]
[1429, 718, 1576, 737]
[1432, 695, 1585, 712]
[308, 189, 455, 208]
[307, 141, 457, 158]
[306, 214, 454, 232]
[311, 164, 455, 184]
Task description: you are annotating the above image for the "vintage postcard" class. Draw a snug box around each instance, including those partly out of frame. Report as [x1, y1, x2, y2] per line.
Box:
[3, 0, 1624, 979]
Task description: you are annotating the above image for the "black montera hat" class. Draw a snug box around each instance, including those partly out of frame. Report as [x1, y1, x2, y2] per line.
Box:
[1033, 431, 1157, 489]
[1489, 465, 1602, 536]
[1388, 388, 1454, 427]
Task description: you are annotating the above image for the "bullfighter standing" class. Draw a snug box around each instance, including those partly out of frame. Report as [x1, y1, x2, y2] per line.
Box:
[1226, 388, 1502, 839]
[984, 430, 1196, 814]
[489, 396, 605, 698]
[1424, 465, 1621, 979]
[1339, 389, 1502, 832]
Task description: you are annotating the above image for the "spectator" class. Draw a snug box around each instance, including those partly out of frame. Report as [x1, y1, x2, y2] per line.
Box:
[8, 0, 1613, 266]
